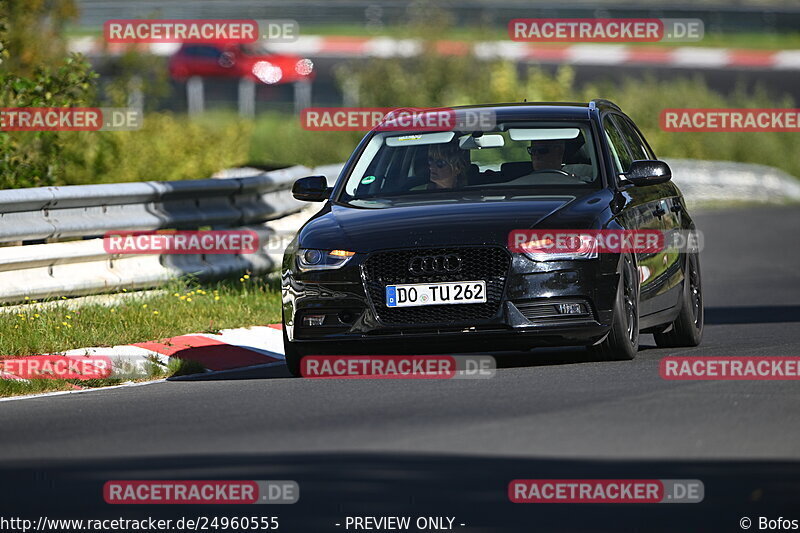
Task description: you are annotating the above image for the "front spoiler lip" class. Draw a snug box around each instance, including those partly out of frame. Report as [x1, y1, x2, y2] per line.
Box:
[289, 320, 609, 344]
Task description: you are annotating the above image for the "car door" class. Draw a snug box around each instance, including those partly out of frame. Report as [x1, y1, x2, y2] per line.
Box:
[601, 113, 665, 317]
[615, 114, 684, 312]
[185, 45, 228, 77]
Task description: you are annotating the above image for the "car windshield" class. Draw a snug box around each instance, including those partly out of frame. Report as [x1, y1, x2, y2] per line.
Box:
[338, 122, 600, 207]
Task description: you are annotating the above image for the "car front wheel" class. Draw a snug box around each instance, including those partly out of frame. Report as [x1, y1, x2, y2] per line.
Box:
[282, 326, 305, 377]
[589, 254, 640, 361]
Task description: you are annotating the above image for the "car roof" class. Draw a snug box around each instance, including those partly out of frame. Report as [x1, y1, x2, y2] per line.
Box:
[444, 100, 622, 121]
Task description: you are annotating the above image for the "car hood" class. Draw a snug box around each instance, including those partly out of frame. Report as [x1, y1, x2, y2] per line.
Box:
[297, 192, 613, 252]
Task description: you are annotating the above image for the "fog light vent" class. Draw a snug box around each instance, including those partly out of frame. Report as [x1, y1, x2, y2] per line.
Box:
[515, 299, 592, 322]
[303, 315, 326, 326]
[556, 303, 584, 315]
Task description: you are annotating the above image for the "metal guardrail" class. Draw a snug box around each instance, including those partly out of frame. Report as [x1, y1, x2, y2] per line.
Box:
[0, 164, 344, 304]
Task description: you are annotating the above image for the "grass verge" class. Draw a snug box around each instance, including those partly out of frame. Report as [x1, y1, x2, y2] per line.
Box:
[0, 275, 282, 397]
[0, 357, 206, 398]
[0, 275, 282, 355]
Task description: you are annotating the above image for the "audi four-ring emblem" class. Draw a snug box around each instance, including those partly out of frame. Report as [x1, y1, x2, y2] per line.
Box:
[408, 254, 462, 274]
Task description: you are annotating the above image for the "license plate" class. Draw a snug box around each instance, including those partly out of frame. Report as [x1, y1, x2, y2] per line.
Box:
[385, 281, 487, 308]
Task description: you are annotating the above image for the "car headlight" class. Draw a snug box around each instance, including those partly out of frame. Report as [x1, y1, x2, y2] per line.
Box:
[297, 249, 355, 271]
[520, 234, 598, 261]
[294, 58, 314, 76]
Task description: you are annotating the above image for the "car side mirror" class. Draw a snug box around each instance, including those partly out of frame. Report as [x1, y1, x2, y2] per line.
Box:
[292, 176, 329, 202]
[625, 160, 672, 186]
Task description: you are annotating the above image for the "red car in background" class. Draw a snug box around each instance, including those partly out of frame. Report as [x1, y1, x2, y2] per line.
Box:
[168, 42, 314, 85]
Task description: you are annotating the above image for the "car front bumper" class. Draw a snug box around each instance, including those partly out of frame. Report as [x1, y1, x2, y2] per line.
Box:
[282, 248, 621, 353]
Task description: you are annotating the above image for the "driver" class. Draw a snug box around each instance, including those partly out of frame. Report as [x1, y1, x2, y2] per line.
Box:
[528, 140, 566, 171]
[526, 139, 593, 178]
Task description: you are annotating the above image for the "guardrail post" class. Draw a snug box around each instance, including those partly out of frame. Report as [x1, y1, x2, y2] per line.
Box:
[187, 76, 205, 116]
[128, 75, 144, 113]
[342, 77, 360, 107]
[238, 77, 256, 118]
[294, 80, 312, 114]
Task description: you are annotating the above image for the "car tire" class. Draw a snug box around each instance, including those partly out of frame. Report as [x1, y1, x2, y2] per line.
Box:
[282, 326, 305, 378]
[589, 254, 640, 361]
[654, 253, 704, 348]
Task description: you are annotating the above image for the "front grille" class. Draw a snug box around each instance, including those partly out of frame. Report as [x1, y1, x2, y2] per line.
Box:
[363, 246, 510, 326]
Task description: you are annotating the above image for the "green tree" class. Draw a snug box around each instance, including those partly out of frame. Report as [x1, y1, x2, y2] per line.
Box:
[1, 0, 78, 76]
[0, 1, 99, 188]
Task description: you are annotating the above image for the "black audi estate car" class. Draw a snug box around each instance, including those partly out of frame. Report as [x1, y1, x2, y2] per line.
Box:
[281, 100, 703, 376]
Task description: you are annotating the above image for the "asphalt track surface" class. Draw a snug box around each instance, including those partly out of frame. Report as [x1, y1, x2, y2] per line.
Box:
[1, 205, 799, 532]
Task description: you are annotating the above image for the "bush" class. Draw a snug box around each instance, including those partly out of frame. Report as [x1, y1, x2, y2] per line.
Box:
[583, 76, 798, 177]
[61, 113, 253, 184]
[0, 1, 99, 189]
[248, 112, 362, 169]
[336, 51, 799, 179]
[0, 53, 99, 189]
[0, 1, 251, 188]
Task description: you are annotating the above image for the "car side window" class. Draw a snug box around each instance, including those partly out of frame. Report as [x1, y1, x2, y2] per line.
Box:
[616, 116, 654, 160]
[602, 115, 632, 174]
[184, 46, 222, 59]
